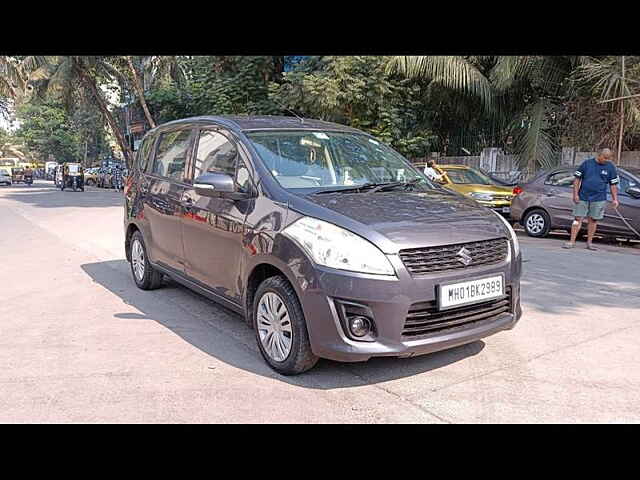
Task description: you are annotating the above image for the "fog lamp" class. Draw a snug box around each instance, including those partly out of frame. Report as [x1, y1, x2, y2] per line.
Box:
[349, 316, 371, 337]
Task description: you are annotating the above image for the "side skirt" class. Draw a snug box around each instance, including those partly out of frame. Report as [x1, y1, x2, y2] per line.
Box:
[152, 262, 246, 317]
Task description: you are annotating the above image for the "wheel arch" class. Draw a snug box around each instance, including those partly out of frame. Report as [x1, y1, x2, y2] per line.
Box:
[522, 205, 551, 224]
[244, 262, 295, 328]
[125, 222, 141, 262]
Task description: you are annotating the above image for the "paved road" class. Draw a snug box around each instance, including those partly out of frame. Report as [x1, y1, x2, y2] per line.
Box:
[1, 180, 639, 423]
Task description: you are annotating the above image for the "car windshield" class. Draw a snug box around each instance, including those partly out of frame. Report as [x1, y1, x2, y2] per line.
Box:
[443, 168, 495, 185]
[246, 130, 433, 192]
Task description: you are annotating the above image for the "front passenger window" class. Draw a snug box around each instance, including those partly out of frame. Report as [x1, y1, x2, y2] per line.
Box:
[194, 130, 237, 178]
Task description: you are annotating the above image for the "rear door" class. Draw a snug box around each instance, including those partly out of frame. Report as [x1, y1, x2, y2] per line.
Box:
[144, 127, 195, 273]
[540, 169, 575, 228]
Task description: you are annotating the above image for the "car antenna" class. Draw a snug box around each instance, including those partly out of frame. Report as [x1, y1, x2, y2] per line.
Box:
[289, 110, 304, 124]
[277, 100, 304, 124]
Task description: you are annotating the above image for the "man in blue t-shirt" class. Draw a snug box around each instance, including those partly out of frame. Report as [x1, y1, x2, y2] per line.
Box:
[564, 148, 620, 250]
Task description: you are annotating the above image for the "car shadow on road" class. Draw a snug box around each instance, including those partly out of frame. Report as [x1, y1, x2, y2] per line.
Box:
[80, 259, 485, 390]
[1, 182, 123, 209]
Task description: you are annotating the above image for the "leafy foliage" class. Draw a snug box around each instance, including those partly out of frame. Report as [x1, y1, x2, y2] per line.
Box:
[270, 56, 436, 157]
[2, 55, 640, 170]
[14, 101, 81, 162]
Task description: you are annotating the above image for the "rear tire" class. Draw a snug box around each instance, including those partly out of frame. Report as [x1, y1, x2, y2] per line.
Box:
[523, 209, 551, 238]
[253, 276, 318, 375]
[129, 231, 164, 290]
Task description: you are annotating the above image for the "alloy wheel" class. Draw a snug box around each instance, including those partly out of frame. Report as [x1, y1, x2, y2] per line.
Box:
[257, 292, 293, 362]
[131, 239, 145, 281]
[526, 213, 545, 234]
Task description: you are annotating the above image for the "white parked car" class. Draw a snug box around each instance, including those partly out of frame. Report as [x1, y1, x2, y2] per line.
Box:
[0, 168, 12, 186]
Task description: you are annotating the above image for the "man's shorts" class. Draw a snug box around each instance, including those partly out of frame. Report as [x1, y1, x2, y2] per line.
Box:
[573, 200, 607, 220]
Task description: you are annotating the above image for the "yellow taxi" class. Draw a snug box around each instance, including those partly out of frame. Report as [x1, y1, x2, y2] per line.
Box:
[423, 164, 514, 216]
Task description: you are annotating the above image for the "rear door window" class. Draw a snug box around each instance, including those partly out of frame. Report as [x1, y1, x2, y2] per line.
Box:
[152, 129, 193, 182]
[137, 135, 156, 173]
[545, 170, 574, 187]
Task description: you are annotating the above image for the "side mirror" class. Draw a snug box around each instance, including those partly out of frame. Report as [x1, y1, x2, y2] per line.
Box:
[194, 172, 250, 200]
[626, 186, 640, 199]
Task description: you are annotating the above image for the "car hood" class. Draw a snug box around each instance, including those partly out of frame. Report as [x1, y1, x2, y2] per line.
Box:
[288, 189, 508, 254]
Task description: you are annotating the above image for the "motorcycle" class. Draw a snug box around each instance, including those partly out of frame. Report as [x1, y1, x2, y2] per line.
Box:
[24, 174, 33, 186]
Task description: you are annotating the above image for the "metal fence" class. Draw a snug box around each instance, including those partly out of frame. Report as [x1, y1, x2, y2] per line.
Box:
[411, 147, 640, 184]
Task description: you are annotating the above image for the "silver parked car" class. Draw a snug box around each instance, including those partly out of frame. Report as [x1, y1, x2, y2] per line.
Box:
[0, 168, 12, 186]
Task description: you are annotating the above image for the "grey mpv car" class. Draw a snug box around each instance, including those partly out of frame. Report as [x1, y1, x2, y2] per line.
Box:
[124, 116, 522, 375]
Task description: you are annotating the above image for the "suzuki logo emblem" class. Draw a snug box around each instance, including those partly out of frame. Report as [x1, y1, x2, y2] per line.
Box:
[457, 247, 473, 266]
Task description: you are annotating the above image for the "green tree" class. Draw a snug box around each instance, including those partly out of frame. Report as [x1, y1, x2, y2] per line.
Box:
[14, 101, 81, 162]
[269, 56, 436, 158]
[30, 56, 133, 164]
[388, 56, 587, 171]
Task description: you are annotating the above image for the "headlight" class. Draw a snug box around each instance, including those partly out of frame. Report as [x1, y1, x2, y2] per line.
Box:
[492, 210, 520, 257]
[470, 192, 494, 201]
[282, 216, 396, 276]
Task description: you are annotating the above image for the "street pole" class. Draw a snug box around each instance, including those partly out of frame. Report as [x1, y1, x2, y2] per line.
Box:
[617, 56, 625, 166]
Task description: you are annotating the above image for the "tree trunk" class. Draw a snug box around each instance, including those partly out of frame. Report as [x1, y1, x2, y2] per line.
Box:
[74, 62, 132, 165]
[616, 56, 625, 166]
[272, 56, 285, 82]
[126, 56, 156, 129]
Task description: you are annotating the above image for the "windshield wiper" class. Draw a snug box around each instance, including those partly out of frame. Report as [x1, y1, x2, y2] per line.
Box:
[312, 183, 380, 195]
[312, 178, 422, 195]
[367, 178, 422, 193]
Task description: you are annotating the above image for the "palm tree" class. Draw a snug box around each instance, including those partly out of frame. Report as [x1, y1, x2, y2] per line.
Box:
[573, 56, 640, 162]
[388, 56, 586, 174]
[0, 56, 47, 103]
[33, 56, 133, 164]
[110, 56, 186, 129]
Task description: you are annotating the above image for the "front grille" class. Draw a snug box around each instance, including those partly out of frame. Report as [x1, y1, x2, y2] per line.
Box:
[399, 238, 508, 275]
[402, 287, 512, 338]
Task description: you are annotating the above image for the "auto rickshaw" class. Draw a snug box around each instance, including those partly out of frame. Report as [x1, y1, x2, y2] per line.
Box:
[60, 162, 85, 191]
[11, 167, 25, 184]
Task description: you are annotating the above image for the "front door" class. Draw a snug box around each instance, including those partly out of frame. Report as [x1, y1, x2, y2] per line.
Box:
[143, 128, 194, 273]
[602, 174, 640, 235]
[181, 128, 255, 303]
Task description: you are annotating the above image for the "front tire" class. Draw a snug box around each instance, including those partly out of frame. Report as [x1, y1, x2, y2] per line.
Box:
[129, 231, 164, 290]
[253, 276, 318, 375]
[524, 209, 551, 238]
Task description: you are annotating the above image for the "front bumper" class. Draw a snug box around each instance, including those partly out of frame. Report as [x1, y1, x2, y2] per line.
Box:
[286, 239, 522, 363]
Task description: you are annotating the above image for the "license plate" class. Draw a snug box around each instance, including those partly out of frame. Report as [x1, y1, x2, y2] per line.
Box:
[502, 207, 511, 213]
[438, 274, 505, 310]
